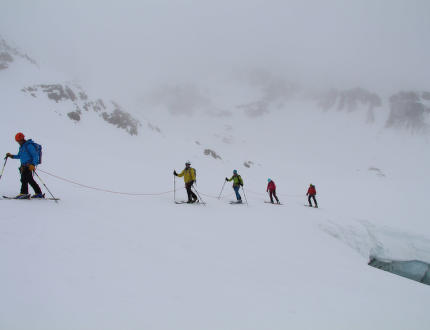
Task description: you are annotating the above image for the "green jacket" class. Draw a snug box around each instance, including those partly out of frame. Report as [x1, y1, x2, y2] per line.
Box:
[227, 174, 243, 187]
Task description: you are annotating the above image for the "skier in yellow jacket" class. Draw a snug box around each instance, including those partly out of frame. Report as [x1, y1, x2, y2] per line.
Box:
[174, 161, 198, 203]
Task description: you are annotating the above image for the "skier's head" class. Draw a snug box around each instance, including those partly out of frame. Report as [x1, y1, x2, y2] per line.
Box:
[268, 178, 271, 182]
[310, 183, 313, 187]
[185, 161, 191, 168]
[233, 169, 237, 175]
[15, 132, 25, 145]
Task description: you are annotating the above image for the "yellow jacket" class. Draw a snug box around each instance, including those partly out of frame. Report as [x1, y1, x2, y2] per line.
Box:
[177, 167, 196, 183]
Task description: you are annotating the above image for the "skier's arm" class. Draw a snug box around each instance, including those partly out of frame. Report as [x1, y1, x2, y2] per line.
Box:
[177, 170, 185, 177]
[226, 176, 233, 182]
[10, 149, 21, 159]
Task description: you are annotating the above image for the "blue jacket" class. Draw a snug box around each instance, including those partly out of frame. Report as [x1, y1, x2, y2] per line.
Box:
[12, 139, 40, 166]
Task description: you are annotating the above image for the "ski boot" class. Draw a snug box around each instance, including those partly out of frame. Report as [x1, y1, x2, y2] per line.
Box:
[31, 193, 45, 199]
[15, 194, 30, 199]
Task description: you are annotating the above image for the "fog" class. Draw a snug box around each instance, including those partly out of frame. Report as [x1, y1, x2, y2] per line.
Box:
[1, 0, 430, 98]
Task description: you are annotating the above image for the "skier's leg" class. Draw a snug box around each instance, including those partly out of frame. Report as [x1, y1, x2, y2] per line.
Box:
[312, 195, 318, 208]
[273, 191, 279, 203]
[269, 191, 274, 203]
[27, 169, 42, 195]
[20, 167, 30, 194]
[190, 185, 198, 202]
[185, 183, 193, 202]
[234, 186, 242, 200]
[308, 195, 312, 206]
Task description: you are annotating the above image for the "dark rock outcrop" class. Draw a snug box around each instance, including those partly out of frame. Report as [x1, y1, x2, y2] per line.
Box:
[0, 38, 38, 70]
[317, 87, 382, 123]
[22, 83, 143, 135]
[203, 149, 222, 160]
[386, 91, 429, 131]
[102, 104, 140, 136]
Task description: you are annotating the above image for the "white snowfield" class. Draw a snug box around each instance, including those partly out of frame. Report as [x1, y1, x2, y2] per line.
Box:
[1, 57, 430, 330]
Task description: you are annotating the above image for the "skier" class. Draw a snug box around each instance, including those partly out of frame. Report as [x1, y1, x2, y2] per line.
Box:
[306, 184, 318, 208]
[174, 161, 198, 203]
[267, 178, 280, 204]
[226, 170, 243, 203]
[5, 132, 44, 199]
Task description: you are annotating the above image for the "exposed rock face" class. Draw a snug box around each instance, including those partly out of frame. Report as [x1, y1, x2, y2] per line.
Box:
[386, 91, 430, 131]
[0, 38, 38, 70]
[203, 149, 222, 160]
[317, 87, 382, 123]
[67, 111, 81, 122]
[368, 167, 386, 178]
[244, 161, 254, 168]
[102, 105, 140, 136]
[22, 83, 142, 135]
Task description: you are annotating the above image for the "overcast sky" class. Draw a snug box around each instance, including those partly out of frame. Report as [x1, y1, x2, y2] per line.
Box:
[1, 0, 429, 96]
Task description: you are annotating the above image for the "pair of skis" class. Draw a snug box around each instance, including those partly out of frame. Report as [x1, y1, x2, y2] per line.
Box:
[2, 194, 60, 201]
[264, 201, 283, 205]
[175, 200, 203, 205]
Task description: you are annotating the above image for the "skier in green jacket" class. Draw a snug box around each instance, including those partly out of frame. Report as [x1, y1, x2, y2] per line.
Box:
[226, 170, 243, 203]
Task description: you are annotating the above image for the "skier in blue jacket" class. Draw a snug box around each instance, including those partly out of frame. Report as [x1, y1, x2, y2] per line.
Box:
[6, 132, 43, 199]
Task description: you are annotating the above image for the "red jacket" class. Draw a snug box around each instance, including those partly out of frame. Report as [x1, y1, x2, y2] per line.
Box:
[267, 181, 276, 192]
[307, 186, 316, 196]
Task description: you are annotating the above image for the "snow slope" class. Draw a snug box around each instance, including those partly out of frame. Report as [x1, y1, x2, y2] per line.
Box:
[1, 46, 430, 330]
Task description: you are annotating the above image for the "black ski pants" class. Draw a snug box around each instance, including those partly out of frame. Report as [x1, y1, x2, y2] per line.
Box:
[269, 190, 279, 203]
[185, 181, 197, 202]
[308, 194, 318, 207]
[20, 166, 42, 195]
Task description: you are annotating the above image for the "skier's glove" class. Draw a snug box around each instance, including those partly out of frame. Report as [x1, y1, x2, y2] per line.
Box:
[28, 165, 35, 172]
[240, 183, 244, 187]
[225, 177, 228, 181]
[5, 153, 12, 158]
[173, 170, 178, 176]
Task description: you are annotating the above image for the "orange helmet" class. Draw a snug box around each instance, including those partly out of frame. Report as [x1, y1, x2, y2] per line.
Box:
[15, 132, 25, 142]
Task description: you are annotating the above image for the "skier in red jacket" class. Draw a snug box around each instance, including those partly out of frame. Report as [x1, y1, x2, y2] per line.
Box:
[306, 184, 318, 208]
[267, 178, 280, 204]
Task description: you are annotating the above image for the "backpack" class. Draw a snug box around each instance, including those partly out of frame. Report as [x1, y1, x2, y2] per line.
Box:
[25, 141, 43, 165]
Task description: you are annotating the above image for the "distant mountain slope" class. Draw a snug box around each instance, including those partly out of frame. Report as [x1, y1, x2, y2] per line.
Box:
[1, 36, 160, 136]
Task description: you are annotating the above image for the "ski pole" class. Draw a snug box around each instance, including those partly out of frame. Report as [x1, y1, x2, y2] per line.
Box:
[173, 173, 176, 203]
[192, 185, 206, 205]
[242, 186, 249, 206]
[34, 170, 59, 203]
[218, 180, 226, 199]
[0, 157, 8, 182]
